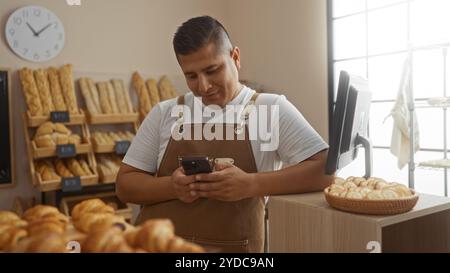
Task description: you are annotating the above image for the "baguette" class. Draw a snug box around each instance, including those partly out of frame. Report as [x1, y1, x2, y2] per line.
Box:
[97, 82, 113, 114]
[132, 72, 152, 114]
[47, 67, 67, 111]
[34, 69, 55, 115]
[19, 68, 43, 116]
[59, 64, 79, 114]
[106, 82, 119, 114]
[111, 80, 129, 113]
[146, 79, 160, 106]
[79, 78, 100, 115]
[87, 78, 101, 113]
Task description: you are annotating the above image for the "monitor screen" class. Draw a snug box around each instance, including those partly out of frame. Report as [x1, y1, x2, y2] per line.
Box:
[326, 71, 372, 177]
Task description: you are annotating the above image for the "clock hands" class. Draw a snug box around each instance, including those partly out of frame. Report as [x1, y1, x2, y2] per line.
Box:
[35, 23, 53, 37]
[26, 22, 39, 36]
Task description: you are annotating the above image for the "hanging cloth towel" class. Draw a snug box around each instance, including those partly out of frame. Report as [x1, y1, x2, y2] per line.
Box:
[386, 55, 420, 169]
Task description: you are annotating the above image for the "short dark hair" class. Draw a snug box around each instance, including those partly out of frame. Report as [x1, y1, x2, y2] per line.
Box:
[173, 16, 232, 57]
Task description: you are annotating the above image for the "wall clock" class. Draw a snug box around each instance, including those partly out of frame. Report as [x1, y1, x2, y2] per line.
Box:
[5, 5, 65, 62]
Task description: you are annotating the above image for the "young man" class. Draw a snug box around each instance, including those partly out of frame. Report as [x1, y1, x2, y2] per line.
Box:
[117, 16, 332, 253]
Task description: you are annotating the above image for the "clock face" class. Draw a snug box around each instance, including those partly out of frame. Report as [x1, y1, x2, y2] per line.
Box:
[5, 5, 65, 62]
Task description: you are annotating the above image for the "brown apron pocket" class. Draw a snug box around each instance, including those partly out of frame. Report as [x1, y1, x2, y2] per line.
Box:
[184, 236, 249, 253]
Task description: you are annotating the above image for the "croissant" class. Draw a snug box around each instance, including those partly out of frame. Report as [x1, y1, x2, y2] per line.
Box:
[0, 225, 28, 251]
[14, 232, 68, 253]
[82, 226, 133, 253]
[26, 217, 67, 237]
[23, 205, 68, 224]
[129, 219, 175, 252]
[0, 211, 27, 227]
[74, 212, 126, 233]
[71, 199, 115, 222]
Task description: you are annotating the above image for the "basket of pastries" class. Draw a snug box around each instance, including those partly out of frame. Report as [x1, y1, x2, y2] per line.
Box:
[324, 176, 419, 215]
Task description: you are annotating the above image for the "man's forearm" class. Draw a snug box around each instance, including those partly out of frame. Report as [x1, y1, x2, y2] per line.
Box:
[251, 151, 333, 196]
[116, 171, 175, 205]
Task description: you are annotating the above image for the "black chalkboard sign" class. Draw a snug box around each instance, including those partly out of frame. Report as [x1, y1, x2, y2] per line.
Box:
[115, 140, 131, 155]
[56, 144, 77, 158]
[0, 70, 14, 187]
[61, 176, 82, 192]
[50, 111, 70, 123]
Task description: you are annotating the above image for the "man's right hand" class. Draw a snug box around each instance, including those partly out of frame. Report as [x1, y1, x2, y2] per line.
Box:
[171, 167, 199, 203]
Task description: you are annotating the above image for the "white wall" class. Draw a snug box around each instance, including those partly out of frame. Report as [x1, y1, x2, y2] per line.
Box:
[0, 0, 328, 210]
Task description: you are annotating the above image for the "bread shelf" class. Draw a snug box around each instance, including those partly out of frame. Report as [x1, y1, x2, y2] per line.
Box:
[31, 141, 92, 159]
[26, 109, 86, 127]
[60, 191, 133, 221]
[86, 111, 139, 124]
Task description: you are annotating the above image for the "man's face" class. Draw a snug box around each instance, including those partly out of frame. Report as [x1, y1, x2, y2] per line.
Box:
[178, 42, 241, 108]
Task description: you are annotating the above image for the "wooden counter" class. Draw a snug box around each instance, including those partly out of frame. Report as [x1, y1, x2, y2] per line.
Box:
[268, 192, 450, 253]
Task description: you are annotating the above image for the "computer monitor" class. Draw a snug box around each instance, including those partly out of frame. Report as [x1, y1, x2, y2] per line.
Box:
[325, 70, 373, 178]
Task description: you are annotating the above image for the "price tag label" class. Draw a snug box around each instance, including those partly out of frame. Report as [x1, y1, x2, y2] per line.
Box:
[56, 144, 76, 158]
[115, 141, 131, 155]
[50, 111, 70, 123]
[61, 176, 82, 193]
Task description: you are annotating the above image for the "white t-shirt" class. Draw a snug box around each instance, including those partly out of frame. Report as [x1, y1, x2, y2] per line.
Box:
[123, 86, 328, 173]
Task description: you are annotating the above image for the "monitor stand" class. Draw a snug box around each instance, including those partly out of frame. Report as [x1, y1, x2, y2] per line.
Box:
[355, 134, 373, 179]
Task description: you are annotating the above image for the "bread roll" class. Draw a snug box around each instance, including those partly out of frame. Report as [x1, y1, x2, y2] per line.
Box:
[35, 122, 55, 137]
[67, 159, 86, 177]
[34, 69, 55, 115]
[59, 64, 79, 114]
[47, 67, 67, 111]
[35, 135, 56, 148]
[19, 68, 43, 116]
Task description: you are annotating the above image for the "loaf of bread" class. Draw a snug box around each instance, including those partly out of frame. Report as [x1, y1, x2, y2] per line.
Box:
[106, 82, 119, 114]
[19, 68, 43, 116]
[111, 80, 129, 113]
[97, 82, 113, 114]
[34, 69, 55, 115]
[132, 72, 152, 115]
[67, 158, 87, 177]
[55, 159, 74, 178]
[47, 67, 67, 111]
[59, 64, 79, 114]
[35, 161, 61, 181]
[112, 79, 133, 113]
[146, 79, 160, 106]
[87, 78, 101, 113]
[33, 122, 80, 148]
[79, 77, 100, 115]
[158, 75, 178, 101]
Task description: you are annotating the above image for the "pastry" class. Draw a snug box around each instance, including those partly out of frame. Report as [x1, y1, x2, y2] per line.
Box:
[71, 199, 115, 222]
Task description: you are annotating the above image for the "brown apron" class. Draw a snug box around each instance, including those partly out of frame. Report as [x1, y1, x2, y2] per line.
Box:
[136, 93, 265, 253]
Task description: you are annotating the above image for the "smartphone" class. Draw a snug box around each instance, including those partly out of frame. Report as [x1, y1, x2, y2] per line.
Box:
[178, 156, 213, 175]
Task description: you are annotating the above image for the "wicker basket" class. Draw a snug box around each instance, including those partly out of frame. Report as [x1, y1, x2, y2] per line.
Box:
[324, 187, 419, 215]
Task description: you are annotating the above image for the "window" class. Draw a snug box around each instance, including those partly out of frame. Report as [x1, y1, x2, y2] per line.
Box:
[328, 0, 450, 196]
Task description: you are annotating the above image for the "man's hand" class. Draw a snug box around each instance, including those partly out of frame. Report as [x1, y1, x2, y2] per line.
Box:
[171, 167, 199, 203]
[189, 164, 256, 202]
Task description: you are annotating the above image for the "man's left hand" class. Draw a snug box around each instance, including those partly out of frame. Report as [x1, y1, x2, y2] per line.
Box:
[189, 163, 257, 201]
